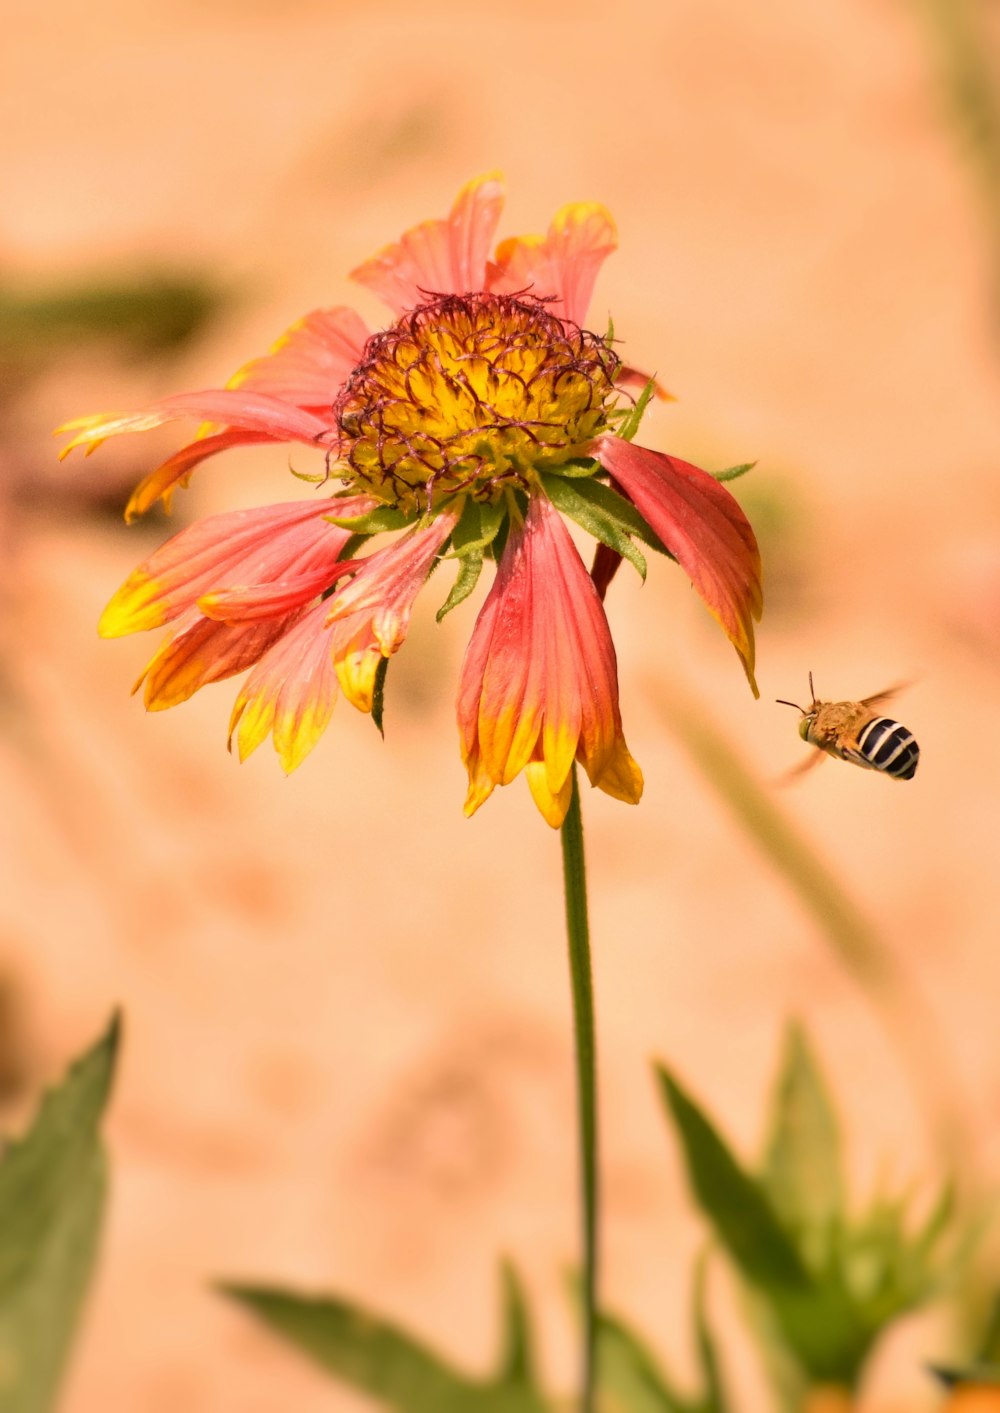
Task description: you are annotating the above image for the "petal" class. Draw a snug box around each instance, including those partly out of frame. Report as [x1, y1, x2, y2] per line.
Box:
[124, 428, 275, 522]
[57, 389, 332, 458]
[226, 306, 371, 409]
[324, 513, 457, 654]
[228, 600, 340, 771]
[198, 560, 358, 624]
[136, 611, 297, 710]
[458, 496, 642, 826]
[350, 172, 505, 315]
[322, 512, 458, 711]
[592, 434, 763, 695]
[100, 496, 373, 637]
[489, 202, 617, 326]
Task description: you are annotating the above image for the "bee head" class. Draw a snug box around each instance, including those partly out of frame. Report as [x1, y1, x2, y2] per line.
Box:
[777, 672, 819, 740]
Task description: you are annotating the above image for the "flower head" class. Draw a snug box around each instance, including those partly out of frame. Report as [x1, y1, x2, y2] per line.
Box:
[58, 173, 762, 827]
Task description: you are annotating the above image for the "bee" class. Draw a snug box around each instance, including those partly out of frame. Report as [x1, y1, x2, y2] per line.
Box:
[777, 673, 919, 780]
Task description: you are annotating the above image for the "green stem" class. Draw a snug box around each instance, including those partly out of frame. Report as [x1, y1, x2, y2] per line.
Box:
[560, 765, 598, 1413]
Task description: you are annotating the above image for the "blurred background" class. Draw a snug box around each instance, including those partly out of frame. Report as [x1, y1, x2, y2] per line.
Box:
[2, 0, 999, 1407]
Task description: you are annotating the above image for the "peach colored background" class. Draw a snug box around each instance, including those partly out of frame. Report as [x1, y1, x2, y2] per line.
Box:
[3, 0, 1000, 1408]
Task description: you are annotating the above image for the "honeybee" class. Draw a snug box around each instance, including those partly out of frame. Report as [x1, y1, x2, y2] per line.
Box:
[777, 674, 919, 780]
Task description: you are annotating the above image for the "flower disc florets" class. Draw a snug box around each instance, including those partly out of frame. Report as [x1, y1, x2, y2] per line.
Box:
[332, 291, 621, 513]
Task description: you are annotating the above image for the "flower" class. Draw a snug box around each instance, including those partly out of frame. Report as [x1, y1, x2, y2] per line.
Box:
[58, 173, 762, 827]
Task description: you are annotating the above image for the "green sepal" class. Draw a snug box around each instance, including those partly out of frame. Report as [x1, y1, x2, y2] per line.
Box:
[546, 457, 601, 479]
[437, 552, 484, 622]
[443, 497, 507, 558]
[712, 462, 756, 483]
[326, 505, 415, 534]
[613, 377, 657, 444]
[371, 657, 389, 737]
[541, 472, 669, 580]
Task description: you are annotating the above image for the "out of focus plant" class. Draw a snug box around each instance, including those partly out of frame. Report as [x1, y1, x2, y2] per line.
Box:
[223, 1264, 551, 1413]
[594, 1256, 729, 1413]
[0, 274, 224, 393]
[222, 1250, 732, 1413]
[658, 1025, 968, 1411]
[0, 1017, 119, 1413]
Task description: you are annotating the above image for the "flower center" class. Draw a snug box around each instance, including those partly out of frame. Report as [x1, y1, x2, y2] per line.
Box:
[332, 292, 621, 513]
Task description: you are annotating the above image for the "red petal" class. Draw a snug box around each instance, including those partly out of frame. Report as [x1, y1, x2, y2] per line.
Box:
[592, 434, 762, 694]
[227, 306, 370, 409]
[458, 496, 642, 825]
[489, 202, 617, 326]
[350, 173, 505, 315]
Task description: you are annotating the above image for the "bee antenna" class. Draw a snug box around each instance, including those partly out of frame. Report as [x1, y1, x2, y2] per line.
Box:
[808, 670, 816, 703]
[775, 698, 805, 713]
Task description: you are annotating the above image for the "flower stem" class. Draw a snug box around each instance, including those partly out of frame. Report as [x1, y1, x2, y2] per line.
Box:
[560, 764, 598, 1413]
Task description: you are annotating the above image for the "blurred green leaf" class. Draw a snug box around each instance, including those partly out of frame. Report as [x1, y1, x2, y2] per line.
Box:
[656, 1065, 871, 1388]
[221, 1263, 551, 1413]
[761, 1024, 844, 1243]
[595, 1254, 729, 1413]
[0, 1015, 119, 1413]
[0, 276, 223, 363]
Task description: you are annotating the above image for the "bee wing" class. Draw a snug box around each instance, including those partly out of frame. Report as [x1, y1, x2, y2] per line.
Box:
[860, 681, 911, 709]
[776, 749, 828, 785]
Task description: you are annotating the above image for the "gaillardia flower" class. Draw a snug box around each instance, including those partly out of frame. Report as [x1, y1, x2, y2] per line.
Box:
[58, 174, 762, 827]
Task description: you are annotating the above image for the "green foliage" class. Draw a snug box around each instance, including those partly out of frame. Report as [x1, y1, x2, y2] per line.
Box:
[220, 1263, 551, 1413]
[611, 379, 657, 444]
[761, 1024, 844, 1247]
[0, 1016, 119, 1413]
[596, 1257, 728, 1413]
[656, 1028, 964, 1404]
[710, 463, 756, 483]
[436, 498, 505, 621]
[0, 276, 223, 366]
[540, 473, 659, 581]
[325, 505, 416, 534]
[371, 656, 389, 737]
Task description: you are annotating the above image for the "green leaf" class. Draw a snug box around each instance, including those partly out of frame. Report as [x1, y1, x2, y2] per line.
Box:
[692, 1254, 728, 1413]
[761, 1024, 844, 1243]
[540, 474, 650, 580]
[220, 1269, 550, 1413]
[371, 657, 389, 737]
[0, 1016, 119, 1413]
[326, 505, 415, 534]
[595, 1310, 694, 1413]
[496, 1262, 536, 1387]
[711, 463, 756, 483]
[656, 1065, 871, 1387]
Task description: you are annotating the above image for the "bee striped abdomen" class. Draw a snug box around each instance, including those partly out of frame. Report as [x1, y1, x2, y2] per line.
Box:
[855, 717, 919, 779]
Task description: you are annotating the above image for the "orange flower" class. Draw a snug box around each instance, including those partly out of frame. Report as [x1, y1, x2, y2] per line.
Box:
[58, 174, 762, 825]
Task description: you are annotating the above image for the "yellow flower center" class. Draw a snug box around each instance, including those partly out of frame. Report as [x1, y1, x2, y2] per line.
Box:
[333, 292, 621, 513]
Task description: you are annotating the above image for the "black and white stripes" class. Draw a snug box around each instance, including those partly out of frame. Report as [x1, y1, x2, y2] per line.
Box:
[854, 717, 919, 780]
